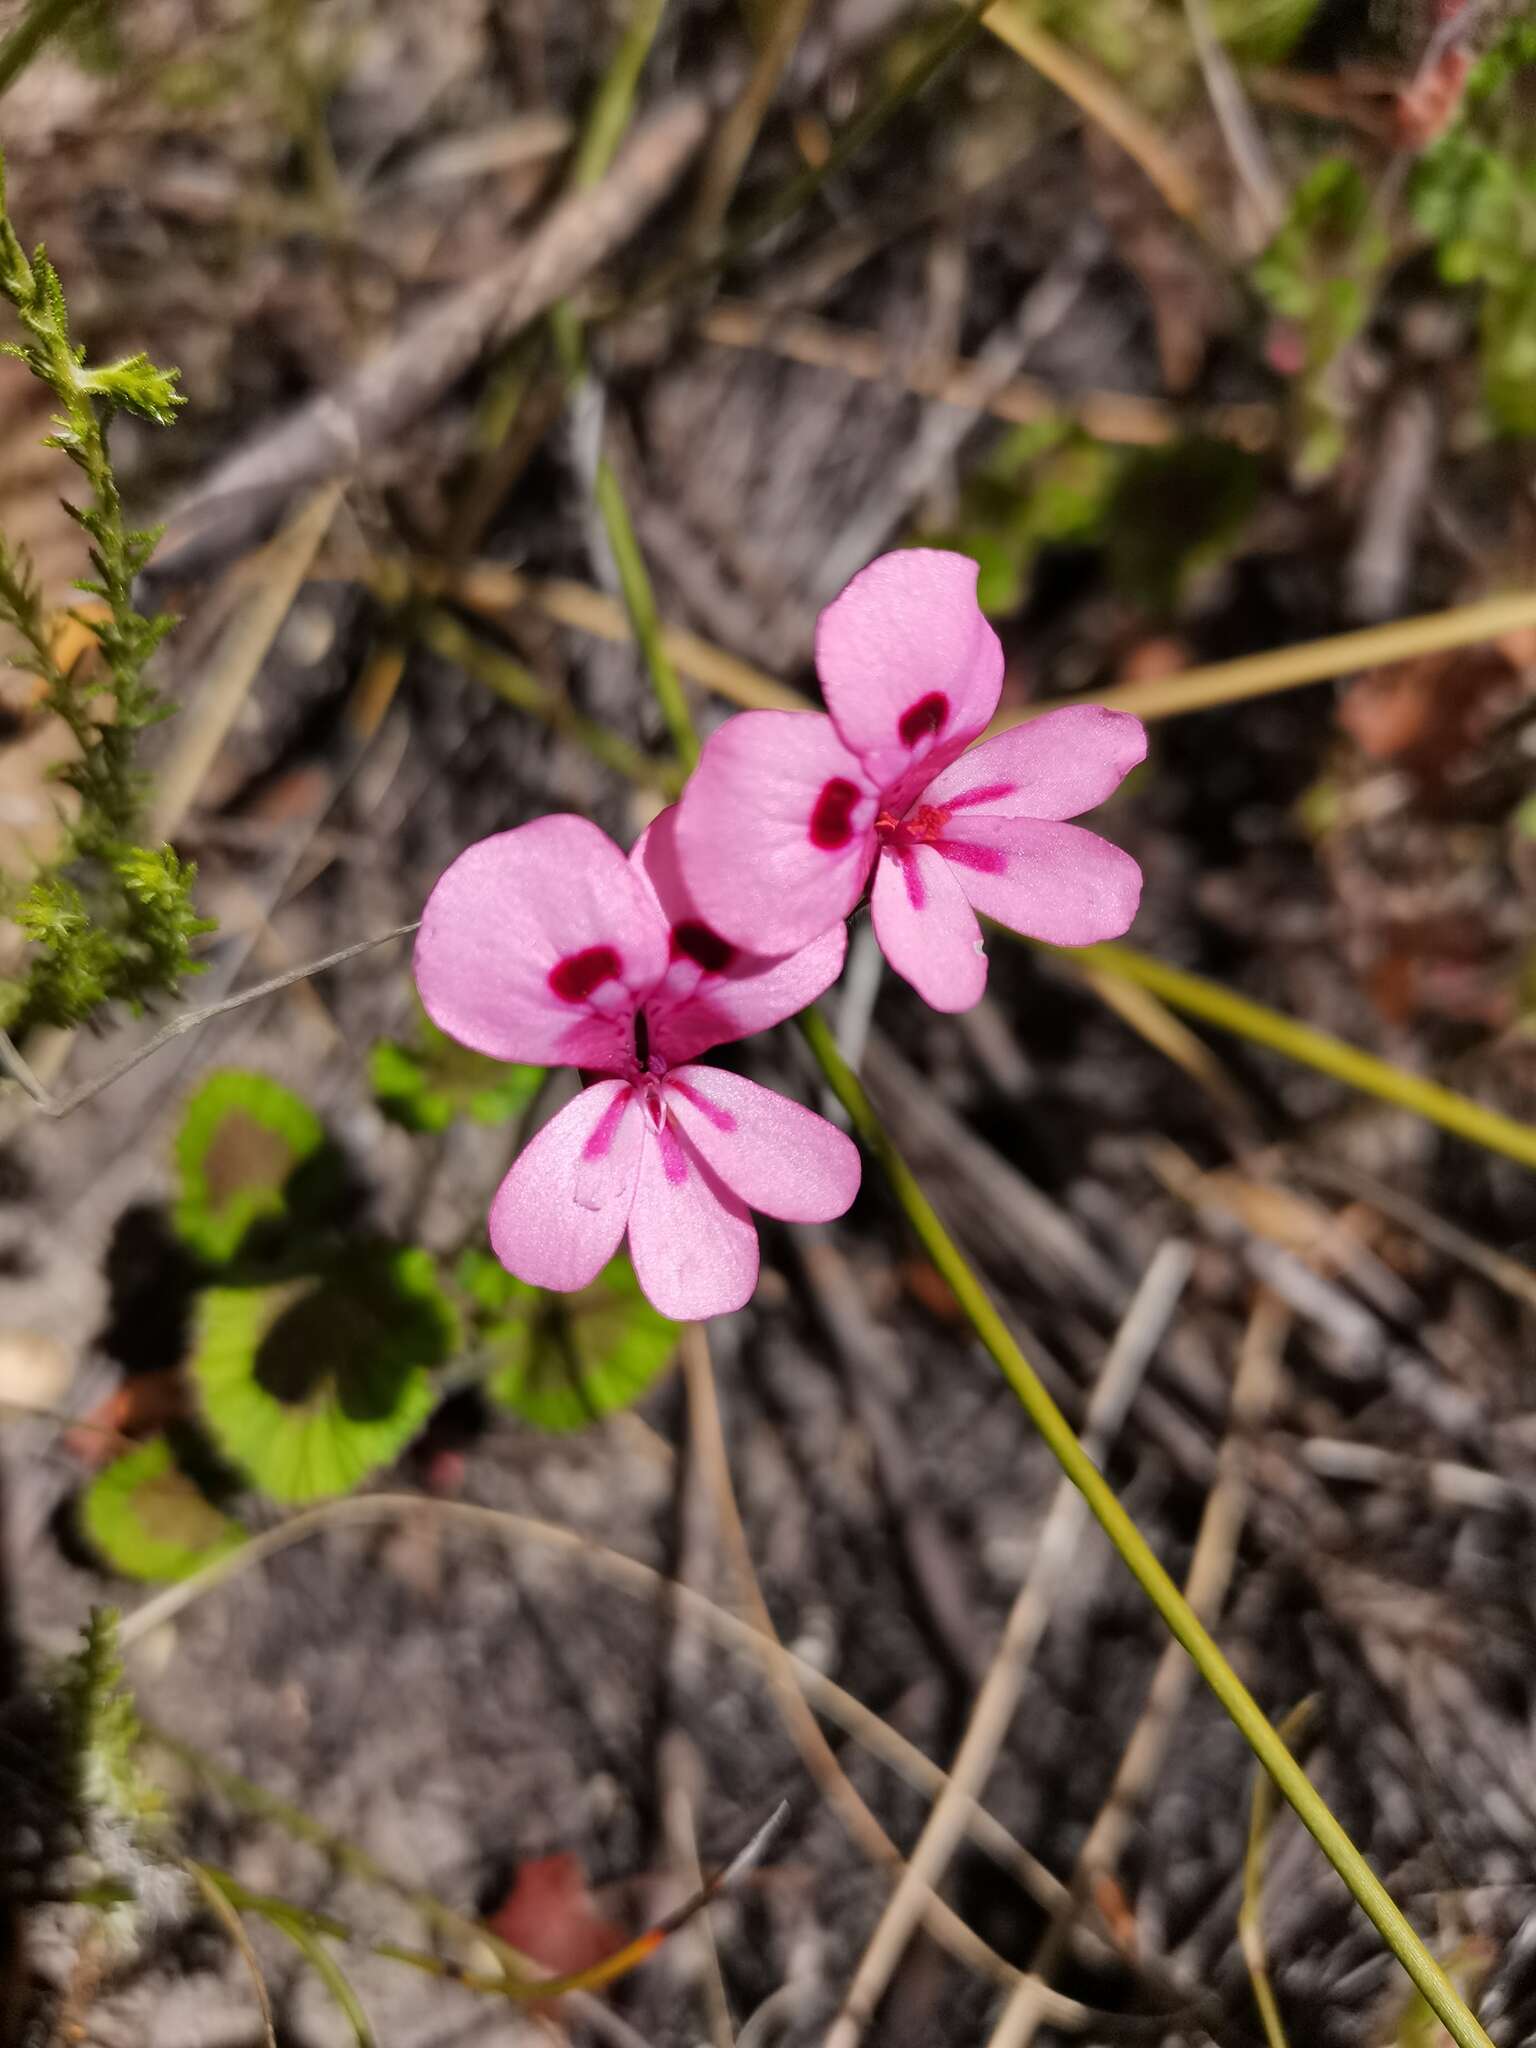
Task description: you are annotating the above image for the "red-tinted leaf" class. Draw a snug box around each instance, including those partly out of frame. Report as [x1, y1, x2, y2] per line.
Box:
[486, 1853, 627, 1982]
[66, 1369, 188, 1470]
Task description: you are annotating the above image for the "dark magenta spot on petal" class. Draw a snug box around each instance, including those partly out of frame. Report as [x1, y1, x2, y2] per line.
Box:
[810, 777, 861, 850]
[671, 920, 736, 973]
[943, 781, 1014, 812]
[936, 838, 1008, 875]
[549, 944, 621, 1003]
[898, 691, 949, 747]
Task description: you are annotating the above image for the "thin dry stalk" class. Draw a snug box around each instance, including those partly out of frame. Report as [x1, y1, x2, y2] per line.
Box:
[1239, 1700, 1318, 2048]
[1181, 0, 1282, 250]
[697, 301, 1276, 449]
[982, 1290, 1293, 2048]
[146, 484, 344, 841]
[186, 1859, 278, 2048]
[686, 0, 816, 255]
[676, 1326, 1024, 1994]
[116, 1492, 1063, 1935]
[824, 1242, 1194, 2048]
[982, 2, 1204, 226]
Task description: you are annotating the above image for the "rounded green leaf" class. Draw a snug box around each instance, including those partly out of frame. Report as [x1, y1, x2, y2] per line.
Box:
[173, 1070, 332, 1265]
[370, 1018, 543, 1133]
[485, 1254, 678, 1433]
[192, 1249, 458, 1502]
[81, 1437, 245, 1583]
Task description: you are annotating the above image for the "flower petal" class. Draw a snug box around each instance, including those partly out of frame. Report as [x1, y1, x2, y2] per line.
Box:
[626, 1118, 759, 1321]
[415, 815, 667, 1069]
[869, 841, 988, 1013]
[489, 1081, 643, 1292]
[814, 549, 1003, 796]
[664, 1065, 861, 1222]
[675, 710, 877, 954]
[937, 813, 1143, 946]
[631, 806, 850, 1064]
[922, 705, 1147, 820]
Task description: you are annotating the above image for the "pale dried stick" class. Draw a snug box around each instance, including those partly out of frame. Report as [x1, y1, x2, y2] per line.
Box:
[0, 922, 419, 1119]
[676, 1326, 1029, 1995]
[825, 1242, 1195, 2048]
[666, 1326, 742, 2048]
[982, 1, 1204, 227]
[117, 1493, 1053, 1906]
[1181, 0, 1282, 252]
[116, 1484, 1132, 2020]
[1239, 1699, 1317, 2048]
[186, 1859, 278, 2048]
[696, 302, 1276, 450]
[982, 1290, 1293, 2048]
[686, 0, 816, 256]
[1286, 1157, 1536, 1316]
[146, 484, 344, 841]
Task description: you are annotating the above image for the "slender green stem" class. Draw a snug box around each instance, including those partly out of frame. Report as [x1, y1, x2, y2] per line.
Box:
[1068, 941, 1536, 1173]
[796, 1003, 1493, 2048]
[0, 0, 94, 96]
[419, 607, 682, 797]
[569, 0, 669, 191]
[589, 460, 699, 770]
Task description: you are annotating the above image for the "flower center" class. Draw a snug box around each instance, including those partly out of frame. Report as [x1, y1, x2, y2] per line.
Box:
[875, 801, 950, 852]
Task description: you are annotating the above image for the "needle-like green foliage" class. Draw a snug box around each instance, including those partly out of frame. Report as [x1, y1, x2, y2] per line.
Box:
[0, 147, 212, 1037]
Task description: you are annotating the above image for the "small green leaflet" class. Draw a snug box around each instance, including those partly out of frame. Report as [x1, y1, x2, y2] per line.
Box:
[192, 1249, 458, 1502]
[81, 1437, 245, 1583]
[468, 1250, 679, 1433]
[370, 1014, 543, 1133]
[172, 1070, 334, 1265]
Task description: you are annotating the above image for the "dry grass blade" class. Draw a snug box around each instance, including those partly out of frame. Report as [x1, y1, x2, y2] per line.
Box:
[686, 0, 816, 255]
[185, 1859, 278, 2048]
[1241, 1700, 1319, 2048]
[697, 301, 1277, 449]
[147, 483, 344, 842]
[983, 2, 1204, 226]
[1077, 961, 1262, 1143]
[441, 559, 805, 710]
[676, 1326, 1032, 1994]
[984, 1289, 1293, 2048]
[1288, 1157, 1536, 1315]
[825, 1242, 1194, 2048]
[1022, 589, 1536, 725]
[119, 1493, 1080, 1973]
[0, 923, 419, 1119]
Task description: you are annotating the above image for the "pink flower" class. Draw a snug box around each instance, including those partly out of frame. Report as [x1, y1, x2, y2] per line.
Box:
[413, 809, 860, 1321]
[676, 549, 1147, 1013]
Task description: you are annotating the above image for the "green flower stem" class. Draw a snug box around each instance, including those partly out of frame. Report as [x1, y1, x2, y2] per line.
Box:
[589, 458, 699, 771]
[1067, 941, 1536, 1173]
[796, 1002, 1494, 2048]
[547, 0, 699, 772]
[568, 0, 669, 192]
[0, 0, 94, 97]
[418, 607, 682, 797]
